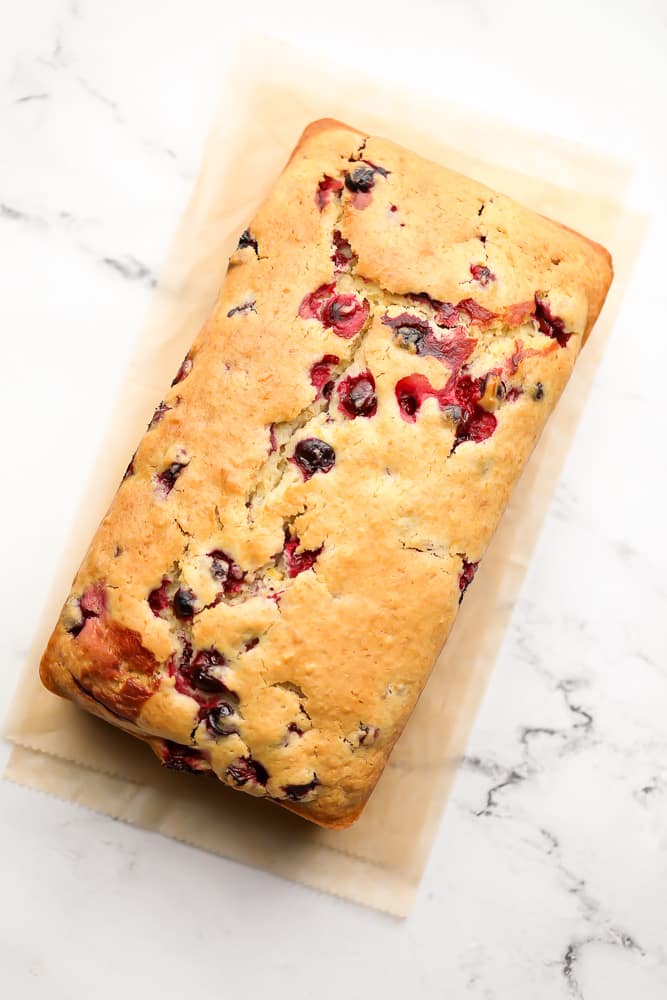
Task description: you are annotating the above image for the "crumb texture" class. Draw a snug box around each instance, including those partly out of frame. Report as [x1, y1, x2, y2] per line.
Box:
[40, 120, 612, 828]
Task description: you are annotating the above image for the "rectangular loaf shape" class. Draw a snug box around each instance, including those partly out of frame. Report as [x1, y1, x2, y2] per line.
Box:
[40, 119, 613, 828]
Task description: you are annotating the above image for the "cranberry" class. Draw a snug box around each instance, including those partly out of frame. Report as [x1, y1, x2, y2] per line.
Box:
[237, 229, 258, 254]
[337, 371, 377, 418]
[310, 354, 339, 399]
[470, 264, 495, 286]
[534, 295, 571, 347]
[298, 283, 336, 320]
[452, 375, 497, 447]
[148, 577, 171, 617]
[395, 374, 432, 421]
[287, 722, 303, 737]
[206, 703, 237, 736]
[171, 355, 192, 386]
[173, 587, 196, 619]
[331, 230, 356, 269]
[292, 438, 335, 480]
[156, 462, 187, 496]
[161, 741, 208, 774]
[227, 300, 256, 318]
[320, 295, 369, 338]
[283, 776, 319, 800]
[458, 298, 497, 325]
[434, 302, 461, 328]
[533, 382, 544, 400]
[244, 637, 259, 652]
[284, 535, 323, 577]
[384, 313, 476, 370]
[149, 400, 173, 428]
[459, 559, 479, 602]
[315, 175, 343, 210]
[268, 423, 278, 454]
[505, 386, 522, 402]
[68, 584, 106, 636]
[357, 723, 380, 745]
[208, 550, 245, 594]
[344, 166, 376, 193]
[227, 758, 268, 787]
[188, 649, 228, 692]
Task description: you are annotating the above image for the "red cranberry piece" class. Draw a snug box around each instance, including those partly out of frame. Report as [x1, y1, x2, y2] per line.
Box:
[292, 438, 335, 480]
[320, 295, 369, 338]
[331, 230, 356, 269]
[337, 370, 377, 418]
[69, 583, 106, 636]
[156, 461, 187, 496]
[315, 175, 343, 210]
[173, 587, 196, 619]
[357, 723, 380, 745]
[268, 423, 278, 454]
[284, 535, 323, 577]
[459, 559, 479, 602]
[534, 295, 571, 347]
[310, 354, 340, 399]
[188, 649, 227, 693]
[505, 386, 522, 402]
[298, 283, 336, 320]
[206, 703, 237, 736]
[208, 550, 245, 594]
[227, 758, 268, 787]
[344, 166, 376, 193]
[458, 298, 497, 325]
[470, 264, 495, 286]
[434, 302, 461, 328]
[149, 400, 172, 428]
[148, 576, 171, 617]
[283, 776, 319, 800]
[384, 313, 476, 369]
[394, 373, 435, 422]
[171, 355, 193, 386]
[237, 229, 258, 254]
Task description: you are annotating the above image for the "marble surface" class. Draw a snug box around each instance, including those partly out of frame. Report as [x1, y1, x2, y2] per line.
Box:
[2, 1, 666, 997]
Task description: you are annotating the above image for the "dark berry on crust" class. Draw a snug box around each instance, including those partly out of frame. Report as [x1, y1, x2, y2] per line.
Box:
[148, 577, 171, 617]
[227, 758, 269, 787]
[293, 438, 336, 480]
[206, 703, 237, 737]
[337, 371, 377, 419]
[534, 295, 571, 347]
[156, 462, 187, 496]
[344, 166, 376, 193]
[188, 649, 228, 692]
[171, 355, 193, 386]
[470, 263, 495, 286]
[161, 741, 209, 774]
[458, 559, 479, 602]
[283, 776, 319, 800]
[283, 534, 323, 577]
[208, 550, 245, 594]
[227, 300, 256, 318]
[173, 587, 197, 619]
[533, 382, 544, 400]
[320, 295, 369, 339]
[237, 229, 258, 254]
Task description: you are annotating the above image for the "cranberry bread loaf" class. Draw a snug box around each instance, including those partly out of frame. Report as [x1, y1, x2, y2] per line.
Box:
[40, 119, 612, 828]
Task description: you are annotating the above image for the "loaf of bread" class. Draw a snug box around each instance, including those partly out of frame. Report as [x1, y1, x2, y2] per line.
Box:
[40, 119, 613, 827]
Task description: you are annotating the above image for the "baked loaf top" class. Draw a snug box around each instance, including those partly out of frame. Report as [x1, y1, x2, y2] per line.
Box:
[40, 119, 612, 828]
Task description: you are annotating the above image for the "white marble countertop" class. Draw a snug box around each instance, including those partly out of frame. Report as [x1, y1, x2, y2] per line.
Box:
[2, 1, 666, 996]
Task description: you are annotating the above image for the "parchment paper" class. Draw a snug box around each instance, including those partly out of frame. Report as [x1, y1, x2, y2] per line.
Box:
[3, 38, 644, 917]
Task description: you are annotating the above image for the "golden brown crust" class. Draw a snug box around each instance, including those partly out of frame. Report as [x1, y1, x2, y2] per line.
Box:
[40, 118, 612, 827]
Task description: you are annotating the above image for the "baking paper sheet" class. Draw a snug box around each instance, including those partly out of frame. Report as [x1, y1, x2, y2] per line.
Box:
[3, 37, 644, 916]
